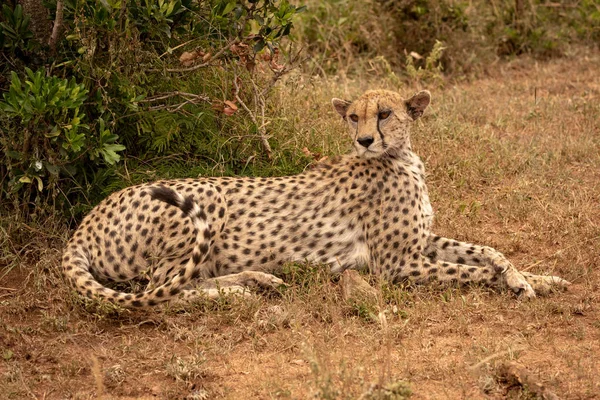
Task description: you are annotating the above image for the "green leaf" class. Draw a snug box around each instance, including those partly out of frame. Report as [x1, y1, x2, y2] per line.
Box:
[44, 162, 60, 176]
[9, 71, 22, 94]
[34, 176, 43, 191]
[253, 39, 266, 53]
[222, 1, 236, 16]
[6, 150, 22, 160]
[24, 67, 35, 81]
[101, 143, 126, 165]
[165, 0, 176, 16]
[64, 130, 86, 153]
[99, 0, 111, 11]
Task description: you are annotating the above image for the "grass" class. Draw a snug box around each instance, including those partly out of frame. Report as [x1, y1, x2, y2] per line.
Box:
[1, 49, 600, 398]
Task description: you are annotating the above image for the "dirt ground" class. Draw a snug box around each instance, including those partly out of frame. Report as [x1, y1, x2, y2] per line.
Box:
[1, 52, 600, 399]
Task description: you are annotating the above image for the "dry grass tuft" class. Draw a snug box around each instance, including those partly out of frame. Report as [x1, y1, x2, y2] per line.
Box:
[165, 353, 208, 382]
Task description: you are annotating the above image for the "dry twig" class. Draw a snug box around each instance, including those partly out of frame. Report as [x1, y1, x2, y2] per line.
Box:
[166, 40, 237, 73]
[467, 346, 527, 371]
[230, 46, 304, 158]
[232, 69, 273, 158]
[138, 91, 210, 112]
[49, 0, 64, 53]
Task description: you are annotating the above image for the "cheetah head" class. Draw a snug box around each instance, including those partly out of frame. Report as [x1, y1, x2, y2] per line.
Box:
[332, 89, 431, 159]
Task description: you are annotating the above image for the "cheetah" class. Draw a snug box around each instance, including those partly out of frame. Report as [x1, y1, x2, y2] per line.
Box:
[61, 89, 570, 307]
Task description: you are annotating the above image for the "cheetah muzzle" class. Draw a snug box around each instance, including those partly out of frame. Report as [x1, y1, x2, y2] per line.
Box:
[62, 89, 570, 307]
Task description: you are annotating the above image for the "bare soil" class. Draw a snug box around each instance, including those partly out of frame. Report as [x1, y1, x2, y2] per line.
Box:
[1, 53, 599, 399]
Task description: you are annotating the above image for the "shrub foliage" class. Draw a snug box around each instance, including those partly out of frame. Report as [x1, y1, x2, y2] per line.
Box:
[1, 0, 598, 221]
[1, 0, 305, 219]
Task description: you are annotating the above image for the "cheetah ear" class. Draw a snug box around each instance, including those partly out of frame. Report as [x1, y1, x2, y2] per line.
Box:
[405, 90, 431, 120]
[332, 98, 352, 119]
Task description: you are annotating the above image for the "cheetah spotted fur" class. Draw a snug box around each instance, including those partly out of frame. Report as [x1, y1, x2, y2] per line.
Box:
[62, 89, 570, 307]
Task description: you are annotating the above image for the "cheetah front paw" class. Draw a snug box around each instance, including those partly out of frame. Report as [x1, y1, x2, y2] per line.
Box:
[520, 271, 570, 296]
[485, 250, 536, 298]
[503, 269, 536, 299]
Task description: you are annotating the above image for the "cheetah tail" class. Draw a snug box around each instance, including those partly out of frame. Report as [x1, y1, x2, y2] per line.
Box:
[62, 186, 212, 308]
[61, 246, 143, 306]
[149, 186, 212, 252]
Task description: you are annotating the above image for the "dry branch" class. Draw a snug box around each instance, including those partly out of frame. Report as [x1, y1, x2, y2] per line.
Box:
[260, 46, 306, 98]
[166, 40, 237, 73]
[232, 69, 273, 159]
[229, 46, 304, 159]
[138, 91, 210, 112]
[138, 91, 210, 103]
[467, 346, 527, 371]
[48, 0, 64, 53]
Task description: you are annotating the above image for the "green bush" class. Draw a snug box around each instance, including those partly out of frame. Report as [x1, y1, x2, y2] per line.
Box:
[1, 0, 598, 222]
[0, 68, 126, 214]
[1, 0, 305, 219]
[0, 4, 34, 54]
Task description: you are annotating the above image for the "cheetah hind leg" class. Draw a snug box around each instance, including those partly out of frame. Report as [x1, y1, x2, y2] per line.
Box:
[176, 271, 286, 303]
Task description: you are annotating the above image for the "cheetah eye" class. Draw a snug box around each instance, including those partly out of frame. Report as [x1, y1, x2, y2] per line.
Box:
[349, 114, 359, 123]
[378, 110, 391, 120]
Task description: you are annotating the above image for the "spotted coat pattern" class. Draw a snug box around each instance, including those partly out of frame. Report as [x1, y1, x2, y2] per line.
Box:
[62, 89, 569, 307]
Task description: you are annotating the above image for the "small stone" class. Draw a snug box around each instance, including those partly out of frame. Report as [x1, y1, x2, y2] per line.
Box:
[340, 270, 378, 304]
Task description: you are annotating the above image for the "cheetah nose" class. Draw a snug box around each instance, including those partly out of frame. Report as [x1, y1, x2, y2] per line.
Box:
[357, 137, 374, 148]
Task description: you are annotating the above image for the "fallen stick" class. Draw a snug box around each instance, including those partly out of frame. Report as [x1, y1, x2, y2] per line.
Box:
[467, 346, 527, 371]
